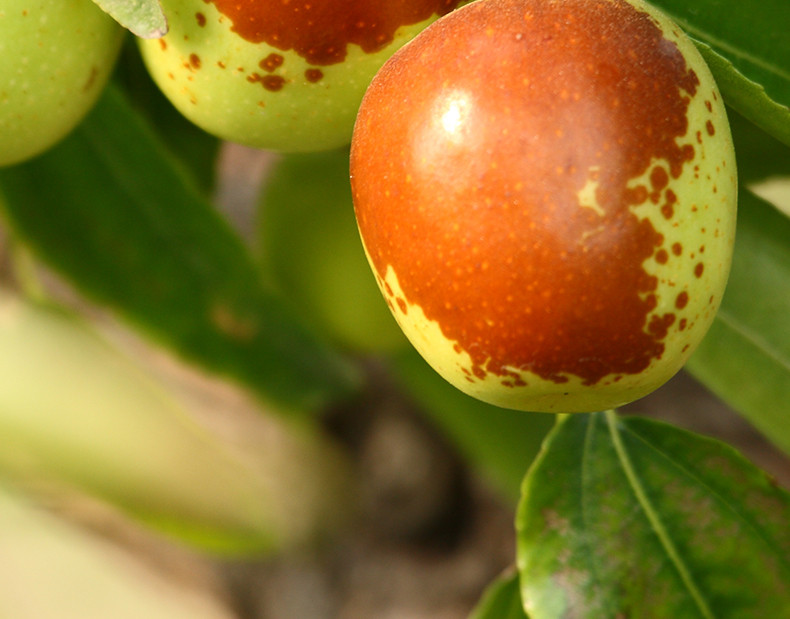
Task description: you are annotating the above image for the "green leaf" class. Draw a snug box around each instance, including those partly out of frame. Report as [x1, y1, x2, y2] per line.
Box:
[686, 189, 790, 455]
[728, 108, 790, 185]
[0, 84, 360, 414]
[0, 296, 352, 554]
[389, 348, 554, 503]
[0, 484, 235, 618]
[647, 0, 790, 145]
[92, 0, 167, 38]
[517, 411, 790, 619]
[470, 570, 530, 619]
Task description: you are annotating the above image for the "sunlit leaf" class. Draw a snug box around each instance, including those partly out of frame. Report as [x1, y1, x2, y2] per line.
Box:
[517, 411, 790, 618]
[0, 485, 234, 619]
[92, 0, 167, 38]
[0, 296, 352, 554]
[0, 85, 360, 414]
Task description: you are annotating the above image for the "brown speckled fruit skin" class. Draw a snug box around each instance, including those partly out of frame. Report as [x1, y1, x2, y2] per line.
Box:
[138, 0, 469, 152]
[351, 0, 737, 413]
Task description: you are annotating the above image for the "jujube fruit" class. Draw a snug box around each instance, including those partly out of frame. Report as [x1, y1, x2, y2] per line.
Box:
[0, 1, 123, 167]
[138, 1, 470, 152]
[351, 0, 737, 413]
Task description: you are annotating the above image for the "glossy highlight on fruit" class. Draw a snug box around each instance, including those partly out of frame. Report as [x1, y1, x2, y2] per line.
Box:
[351, 0, 737, 413]
[138, 1, 468, 152]
[0, 1, 124, 167]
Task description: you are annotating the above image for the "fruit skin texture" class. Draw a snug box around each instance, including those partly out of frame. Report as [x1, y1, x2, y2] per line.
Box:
[0, 1, 124, 167]
[138, 1, 469, 153]
[351, 0, 737, 413]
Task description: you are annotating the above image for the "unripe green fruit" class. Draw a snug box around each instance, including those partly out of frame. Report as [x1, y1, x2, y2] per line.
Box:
[258, 148, 407, 353]
[0, 1, 123, 167]
[351, 0, 737, 413]
[138, 1, 468, 152]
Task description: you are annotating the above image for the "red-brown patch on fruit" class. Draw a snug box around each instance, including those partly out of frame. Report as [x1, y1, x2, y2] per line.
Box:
[352, 0, 703, 386]
[676, 291, 689, 309]
[695, 262, 705, 277]
[207, 0, 463, 65]
[248, 73, 286, 91]
[260, 53, 284, 72]
[305, 68, 325, 83]
[189, 53, 201, 69]
[196, 12, 207, 27]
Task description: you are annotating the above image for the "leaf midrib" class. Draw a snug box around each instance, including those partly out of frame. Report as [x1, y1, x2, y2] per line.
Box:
[604, 411, 715, 619]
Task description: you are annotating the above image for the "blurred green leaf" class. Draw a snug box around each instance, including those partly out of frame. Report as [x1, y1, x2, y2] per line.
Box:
[470, 570, 529, 619]
[113, 41, 221, 195]
[517, 411, 790, 619]
[686, 189, 790, 454]
[0, 485, 234, 619]
[648, 0, 790, 145]
[92, 0, 167, 38]
[389, 348, 554, 503]
[0, 84, 360, 414]
[0, 296, 352, 554]
[258, 148, 407, 354]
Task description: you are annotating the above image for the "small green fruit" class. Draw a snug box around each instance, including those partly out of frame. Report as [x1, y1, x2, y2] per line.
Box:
[0, 1, 123, 167]
[138, 1, 468, 152]
[351, 0, 737, 413]
[258, 148, 407, 353]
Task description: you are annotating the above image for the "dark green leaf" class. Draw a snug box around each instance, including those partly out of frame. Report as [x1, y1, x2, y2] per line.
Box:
[686, 189, 790, 454]
[0, 84, 360, 414]
[470, 569, 530, 619]
[728, 108, 790, 184]
[390, 348, 554, 502]
[647, 0, 790, 145]
[517, 411, 790, 619]
[92, 0, 167, 38]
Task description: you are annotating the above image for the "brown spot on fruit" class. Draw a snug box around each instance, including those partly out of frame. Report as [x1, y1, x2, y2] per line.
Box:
[695, 262, 705, 277]
[676, 291, 689, 309]
[207, 0, 463, 65]
[352, 0, 704, 387]
[672, 242, 683, 256]
[189, 53, 201, 69]
[260, 53, 284, 72]
[706, 119, 716, 136]
[248, 73, 286, 91]
[196, 12, 207, 27]
[305, 68, 325, 83]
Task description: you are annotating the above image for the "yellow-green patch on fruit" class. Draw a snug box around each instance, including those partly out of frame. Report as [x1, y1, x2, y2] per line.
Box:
[351, 0, 737, 413]
[138, 1, 470, 153]
[0, 1, 124, 167]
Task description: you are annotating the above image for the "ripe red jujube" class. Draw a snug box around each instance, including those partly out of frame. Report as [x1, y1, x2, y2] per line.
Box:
[351, 0, 737, 412]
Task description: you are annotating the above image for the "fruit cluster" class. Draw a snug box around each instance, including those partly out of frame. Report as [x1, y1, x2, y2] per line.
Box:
[2, 0, 737, 414]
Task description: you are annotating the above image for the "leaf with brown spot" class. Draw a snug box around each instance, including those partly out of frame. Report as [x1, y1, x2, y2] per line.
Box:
[517, 411, 790, 618]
